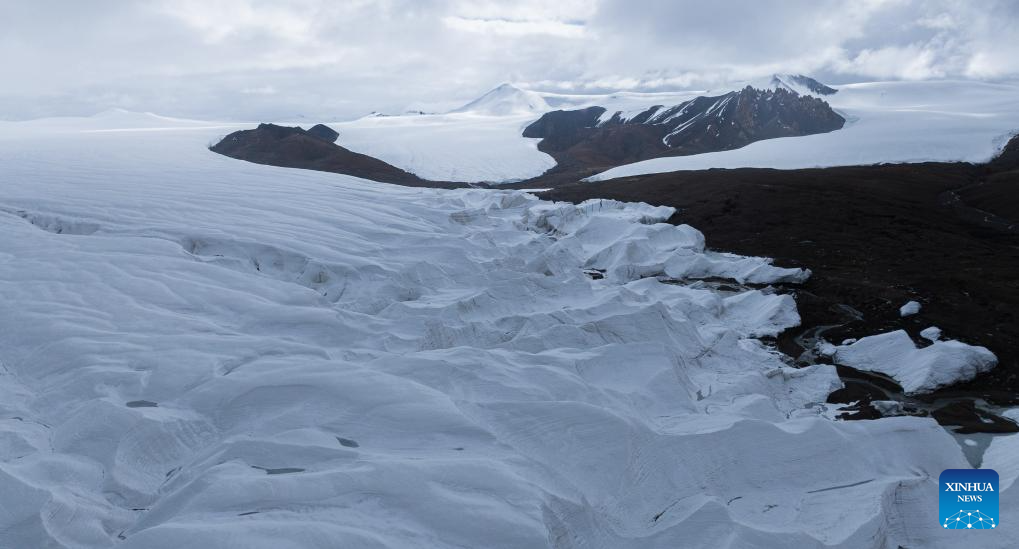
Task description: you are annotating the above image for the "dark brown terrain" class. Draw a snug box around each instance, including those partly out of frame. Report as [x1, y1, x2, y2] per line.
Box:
[542, 139, 1019, 430]
[211, 123, 466, 188]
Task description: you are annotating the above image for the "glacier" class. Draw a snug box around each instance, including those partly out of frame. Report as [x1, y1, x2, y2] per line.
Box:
[0, 113, 1014, 548]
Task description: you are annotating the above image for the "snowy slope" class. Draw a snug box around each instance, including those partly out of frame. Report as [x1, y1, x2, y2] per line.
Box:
[0, 113, 1004, 548]
[451, 83, 550, 115]
[330, 111, 555, 183]
[590, 80, 1019, 180]
[321, 84, 556, 184]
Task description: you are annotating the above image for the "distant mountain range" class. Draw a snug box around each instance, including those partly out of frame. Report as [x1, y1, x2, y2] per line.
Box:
[209, 75, 850, 186]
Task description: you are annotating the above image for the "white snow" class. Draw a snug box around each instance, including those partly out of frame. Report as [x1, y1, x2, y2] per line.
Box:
[983, 409, 1019, 490]
[451, 83, 550, 116]
[330, 111, 555, 183]
[0, 112, 1002, 548]
[718, 74, 835, 99]
[816, 341, 838, 357]
[542, 90, 706, 121]
[769, 74, 831, 97]
[920, 326, 943, 342]
[900, 300, 922, 317]
[589, 80, 1019, 180]
[833, 330, 997, 394]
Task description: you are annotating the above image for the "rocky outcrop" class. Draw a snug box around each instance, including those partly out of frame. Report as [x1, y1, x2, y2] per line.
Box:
[307, 123, 340, 143]
[210, 124, 463, 188]
[989, 134, 1019, 173]
[521, 106, 606, 150]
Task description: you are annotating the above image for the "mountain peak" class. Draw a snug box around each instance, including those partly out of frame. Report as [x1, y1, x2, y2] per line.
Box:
[770, 74, 838, 96]
[451, 83, 550, 116]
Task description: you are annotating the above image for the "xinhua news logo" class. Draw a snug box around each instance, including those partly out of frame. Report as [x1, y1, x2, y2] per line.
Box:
[940, 469, 999, 530]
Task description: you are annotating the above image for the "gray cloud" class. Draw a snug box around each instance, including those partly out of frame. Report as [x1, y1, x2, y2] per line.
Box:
[1, 0, 1016, 120]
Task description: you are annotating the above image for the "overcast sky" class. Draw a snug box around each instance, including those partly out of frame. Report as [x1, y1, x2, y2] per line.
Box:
[3, 0, 1018, 120]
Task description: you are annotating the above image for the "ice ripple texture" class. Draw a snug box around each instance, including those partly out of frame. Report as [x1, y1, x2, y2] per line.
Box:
[0, 117, 1008, 548]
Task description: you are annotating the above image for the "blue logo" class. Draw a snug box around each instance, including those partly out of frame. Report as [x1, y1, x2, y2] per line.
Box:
[939, 469, 999, 530]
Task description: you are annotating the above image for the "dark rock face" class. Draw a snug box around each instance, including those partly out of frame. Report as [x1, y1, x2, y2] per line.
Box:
[522, 87, 845, 180]
[521, 106, 606, 151]
[932, 400, 1019, 434]
[307, 123, 340, 143]
[651, 87, 845, 153]
[989, 134, 1019, 173]
[210, 124, 463, 188]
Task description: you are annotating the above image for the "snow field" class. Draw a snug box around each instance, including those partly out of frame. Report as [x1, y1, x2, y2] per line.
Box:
[0, 115, 1008, 548]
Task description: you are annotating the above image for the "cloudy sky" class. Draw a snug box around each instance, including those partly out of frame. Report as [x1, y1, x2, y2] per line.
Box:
[3, 0, 1018, 120]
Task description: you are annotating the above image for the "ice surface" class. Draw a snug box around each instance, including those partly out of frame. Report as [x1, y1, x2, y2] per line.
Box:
[833, 330, 997, 394]
[920, 326, 943, 342]
[0, 113, 1003, 548]
[330, 111, 555, 183]
[590, 80, 1019, 180]
[900, 300, 922, 317]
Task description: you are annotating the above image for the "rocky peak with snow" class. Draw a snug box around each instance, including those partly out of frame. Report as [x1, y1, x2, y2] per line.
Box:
[769, 74, 838, 96]
[522, 85, 845, 175]
[622, 86, 846, 151]
[451, 83, 550, 116]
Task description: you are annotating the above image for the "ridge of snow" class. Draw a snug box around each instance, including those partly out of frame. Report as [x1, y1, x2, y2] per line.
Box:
[451, 83, 550, 116]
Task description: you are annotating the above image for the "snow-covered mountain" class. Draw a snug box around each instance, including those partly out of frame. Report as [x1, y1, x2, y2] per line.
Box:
[323, 79, 843, 184]
[318, 77, 1018, 185]
[590, 79, 1019, 180]
[720, 74, 839, 97]
[451, 83, 550, 115]
[2, 112, 1012, 548]
[769, 73, 838, 96]
[521, 86, 845, 176]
